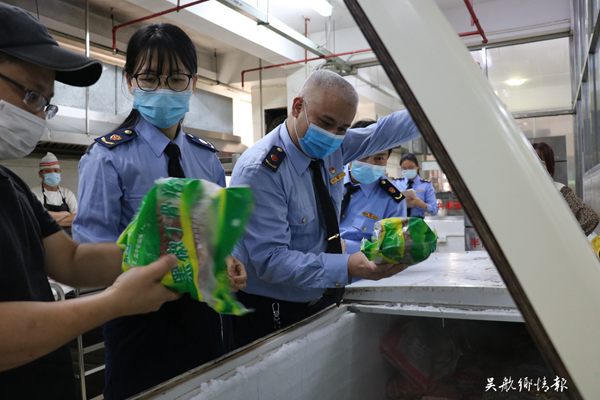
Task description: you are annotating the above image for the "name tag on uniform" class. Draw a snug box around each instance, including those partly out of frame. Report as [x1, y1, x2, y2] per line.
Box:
[330, 171, 346, 185]
[362, 211, 379, 220]
[417, 189, 425, 192]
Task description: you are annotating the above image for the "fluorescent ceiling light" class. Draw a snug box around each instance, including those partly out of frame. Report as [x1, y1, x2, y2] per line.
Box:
[506, 79, 526, 86]
[308, 0, 333, 17]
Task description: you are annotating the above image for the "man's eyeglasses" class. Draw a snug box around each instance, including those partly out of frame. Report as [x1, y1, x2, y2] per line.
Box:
[0, 72, 58, 119]
[133, 73, 194, 92]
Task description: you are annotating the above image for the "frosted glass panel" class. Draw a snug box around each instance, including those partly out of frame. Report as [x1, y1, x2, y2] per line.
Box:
[487, 38, 571, 113]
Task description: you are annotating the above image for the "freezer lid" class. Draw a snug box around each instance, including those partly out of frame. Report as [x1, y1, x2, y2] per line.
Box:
[344, 1, 600, 399]
[345, 252, 523, 322]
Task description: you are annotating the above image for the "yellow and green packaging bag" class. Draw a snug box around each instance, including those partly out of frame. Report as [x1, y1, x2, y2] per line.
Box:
[117, 178, 254, 315]
[361, 217, 437, 265]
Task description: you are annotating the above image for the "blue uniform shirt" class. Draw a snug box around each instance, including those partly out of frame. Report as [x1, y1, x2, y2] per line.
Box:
[230, 110, 420, 302]
[73, 117, 226, 243]
[394, 175, 438, 218]
[339, 167, 407, 255]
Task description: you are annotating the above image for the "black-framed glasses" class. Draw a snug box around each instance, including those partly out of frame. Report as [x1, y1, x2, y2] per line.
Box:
[133, 73, 194, 92]
[0, 72, 58, 119]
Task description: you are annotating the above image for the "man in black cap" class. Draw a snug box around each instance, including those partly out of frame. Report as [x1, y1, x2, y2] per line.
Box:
[0, 4, 181, 399]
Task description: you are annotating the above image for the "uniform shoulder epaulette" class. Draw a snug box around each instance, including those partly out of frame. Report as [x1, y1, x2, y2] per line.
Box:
[185, 133, 218, 152]
[379, 178, 404, 203]
[262, 145, 286, 172]
[421, 178, 431, 183]
[94, 128, 138, 149]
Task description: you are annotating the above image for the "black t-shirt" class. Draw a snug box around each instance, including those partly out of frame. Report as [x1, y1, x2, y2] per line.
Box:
[0, 165, 77, 400]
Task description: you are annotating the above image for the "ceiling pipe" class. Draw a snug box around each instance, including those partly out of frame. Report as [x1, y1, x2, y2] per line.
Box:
[111, 0, 210, 53]
[459, 0, 488, 44]
[241, 48, 372, 87]
[303, 16, 310, 64]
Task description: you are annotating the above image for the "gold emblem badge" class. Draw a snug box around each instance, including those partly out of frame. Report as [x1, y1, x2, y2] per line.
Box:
[271, 154, 279, 162]
[101, 137, 114, 145]
[330, 171, 346, 185]
[329, 167, 336, 174]
[362, 211, 379, 220]
[110, 134, 122, 141]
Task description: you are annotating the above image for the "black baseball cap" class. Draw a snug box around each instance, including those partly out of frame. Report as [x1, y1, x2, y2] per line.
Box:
[0, 3, 102, 87]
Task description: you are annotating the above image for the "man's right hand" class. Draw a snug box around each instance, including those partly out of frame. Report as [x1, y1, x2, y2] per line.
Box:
[103, 255, 181, 317]
[348, 251, 409, 280]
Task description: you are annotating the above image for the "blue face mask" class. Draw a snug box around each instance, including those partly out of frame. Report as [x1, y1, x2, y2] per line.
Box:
[351, 160, 386, 184]
[133, 88, 192, 129]
[402, 169, 418, 180]
[294, 102, 344, 159]
[44, 172, 61, 187]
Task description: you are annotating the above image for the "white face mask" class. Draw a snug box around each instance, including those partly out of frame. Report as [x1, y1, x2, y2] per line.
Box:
[0, 100, 47, 160]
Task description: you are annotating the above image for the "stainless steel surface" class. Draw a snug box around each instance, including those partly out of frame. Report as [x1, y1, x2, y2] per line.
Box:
[76, 288, 87, 400]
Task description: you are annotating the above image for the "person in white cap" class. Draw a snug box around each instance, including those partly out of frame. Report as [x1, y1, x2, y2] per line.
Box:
[30, 152, 78, 234]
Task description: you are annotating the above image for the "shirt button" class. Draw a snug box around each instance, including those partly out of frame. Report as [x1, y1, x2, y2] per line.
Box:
[342, 214, 345, 218]
[350, 194, 353, 198]
[302, 218, 306, 223]
[363, 227, 367, 231]
[335, 283, 341, 288]
[124, 130, 132, 135]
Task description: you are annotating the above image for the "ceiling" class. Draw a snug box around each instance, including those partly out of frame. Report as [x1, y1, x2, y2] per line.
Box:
[434, 0, 497, 10]
[41, 0, 491, 56]
[57, 0, 240, 55]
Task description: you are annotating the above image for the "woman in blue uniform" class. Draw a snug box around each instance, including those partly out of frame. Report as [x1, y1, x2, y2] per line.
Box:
[394, 153, 438, 219]
[339, 120, 407, 255]
[73, 23, 246, 400]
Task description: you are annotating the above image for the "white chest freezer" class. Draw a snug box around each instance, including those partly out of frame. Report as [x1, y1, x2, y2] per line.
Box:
[131, 252, 535, 400]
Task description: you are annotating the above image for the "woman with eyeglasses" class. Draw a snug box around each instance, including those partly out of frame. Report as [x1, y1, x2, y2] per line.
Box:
[394, 152, 439, 219]
[73, 23, 246, 400]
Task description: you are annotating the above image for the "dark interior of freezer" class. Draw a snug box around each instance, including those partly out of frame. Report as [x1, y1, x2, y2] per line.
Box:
[194, 312, 569, 400]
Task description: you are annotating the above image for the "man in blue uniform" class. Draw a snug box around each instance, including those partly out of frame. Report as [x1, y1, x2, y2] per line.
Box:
[394, 152, 439, 219]
[230, 70, 420, 347]
[339, 120, 407, 256]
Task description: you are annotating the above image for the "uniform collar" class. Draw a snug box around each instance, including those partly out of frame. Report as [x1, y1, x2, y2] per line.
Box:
[279, 120, 312, 176]
[410, 174, 421, 184]
[137, 117, 183, 158]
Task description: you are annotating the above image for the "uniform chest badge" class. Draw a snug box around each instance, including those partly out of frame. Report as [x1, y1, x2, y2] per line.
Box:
[330, 171, 346, 185]
[417, 189, 425, 192]
[362, 211, 379, 220]
[329, 167, 336, 174]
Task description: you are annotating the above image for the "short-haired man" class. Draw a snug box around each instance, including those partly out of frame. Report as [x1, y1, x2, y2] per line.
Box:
[0, 5, 180, 399]
[31, 152, 78, 235]
[230, 70, 421, 347]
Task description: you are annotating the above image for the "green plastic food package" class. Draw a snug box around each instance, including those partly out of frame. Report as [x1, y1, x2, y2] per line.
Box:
[360, 217, 437, 265]
[117, 178, 254, 315]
